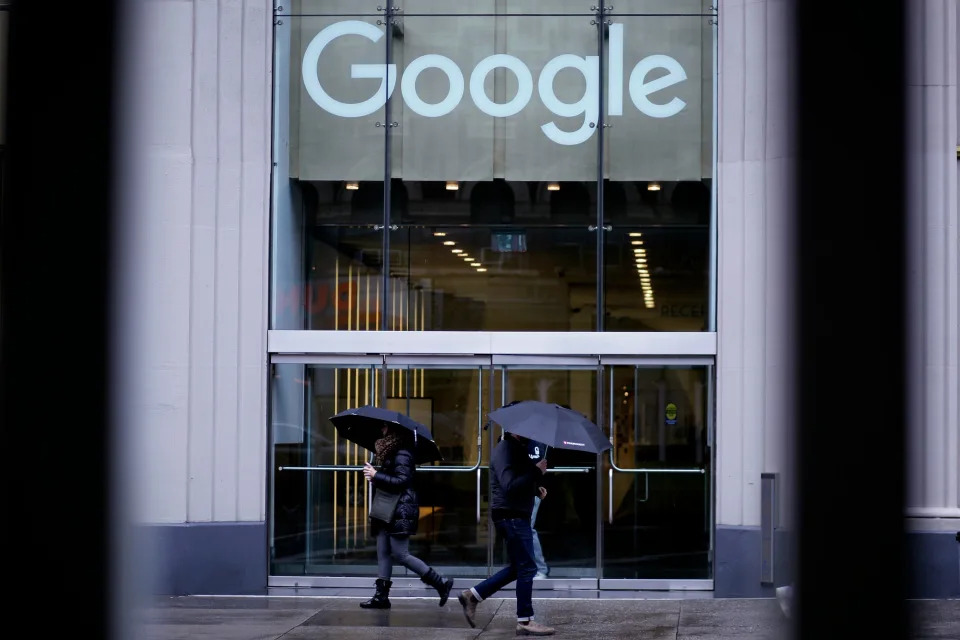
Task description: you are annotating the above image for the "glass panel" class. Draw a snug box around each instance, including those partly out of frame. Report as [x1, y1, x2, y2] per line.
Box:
[270, 362, 496, 578]
[386, 13, 601, 330]
[273, 11, 388, 329]
[273, 6, 718, 332]
[605, 223, 709, 330]
[602, 365, 711, 579]
[271, 363, 381, 576]
[385, 365, 492, 577]
[498, 367, 599, 579]
[601, 12, 713, 330]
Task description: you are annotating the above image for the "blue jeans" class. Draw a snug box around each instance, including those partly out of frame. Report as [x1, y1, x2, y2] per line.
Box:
[472, 517, 538, 620]
[530, 495, 548, 576]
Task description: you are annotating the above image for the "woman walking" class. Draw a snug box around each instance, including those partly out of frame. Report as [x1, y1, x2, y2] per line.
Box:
[360, 423, 454, 609]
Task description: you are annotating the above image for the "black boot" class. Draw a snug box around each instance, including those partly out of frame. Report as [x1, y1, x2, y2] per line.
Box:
[421, 567, 454, 607]
[359, 578, 392, 609]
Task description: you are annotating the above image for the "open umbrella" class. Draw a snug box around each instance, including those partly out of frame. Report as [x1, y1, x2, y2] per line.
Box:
[329, 405, 443, 464]
[486, 400, 611, 454]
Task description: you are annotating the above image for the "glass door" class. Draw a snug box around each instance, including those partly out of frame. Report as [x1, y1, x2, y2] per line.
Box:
[270, 358, 383, 576]
[269, 356, 497, 582]
[382, 357, 493, 580]
[600, 362, 713, 588]
[495, 359, 601, 587]
[268, 356, 714, 589]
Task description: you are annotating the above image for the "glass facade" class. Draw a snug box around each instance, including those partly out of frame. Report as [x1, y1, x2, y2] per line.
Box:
[272, 1, 715, 333]
[268, 1, 717, 588]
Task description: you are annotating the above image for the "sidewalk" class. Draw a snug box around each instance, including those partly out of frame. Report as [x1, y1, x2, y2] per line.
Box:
[137, 591, 960, 639]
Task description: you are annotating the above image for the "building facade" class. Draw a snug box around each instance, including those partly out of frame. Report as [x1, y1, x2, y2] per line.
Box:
[122, 0, 959, 597]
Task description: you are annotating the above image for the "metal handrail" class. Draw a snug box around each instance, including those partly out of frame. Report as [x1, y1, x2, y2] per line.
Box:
[277, 463, 594, 473]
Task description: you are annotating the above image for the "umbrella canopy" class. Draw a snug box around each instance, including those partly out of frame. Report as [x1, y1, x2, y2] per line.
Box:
[487, 400, 611, 454]
[329, 405, 443, 464]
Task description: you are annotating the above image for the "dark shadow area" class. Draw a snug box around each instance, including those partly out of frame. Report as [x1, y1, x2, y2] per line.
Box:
[792, 0, 908, 638]
[1, 0, 118, 634]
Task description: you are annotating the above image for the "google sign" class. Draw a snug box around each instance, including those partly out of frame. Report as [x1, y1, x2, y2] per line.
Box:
[302, 20, 689, 146]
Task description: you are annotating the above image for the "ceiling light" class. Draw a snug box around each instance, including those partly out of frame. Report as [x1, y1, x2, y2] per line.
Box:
[443, 240, 456, 246]
[446, 180, 459, 191]
[476, 267, 487, 272]
[433, 231, 446, 237]
[631, 240, 643, 245]
[547, 182, 560, 191]
[629, 232, 643, 237]
[345, 182, 359, 190]
[470, 262, 481, 267]
[647, 182, 661, 191]
[462, 255, 473, 260]
[452, 249, 463, 254]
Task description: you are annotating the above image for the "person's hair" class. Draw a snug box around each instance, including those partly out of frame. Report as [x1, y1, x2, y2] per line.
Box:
[385, 424, 413, 443]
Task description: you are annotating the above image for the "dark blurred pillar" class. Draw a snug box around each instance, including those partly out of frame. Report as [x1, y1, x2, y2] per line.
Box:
[791, 1, 908, 638]
[0, 0, 117, 635]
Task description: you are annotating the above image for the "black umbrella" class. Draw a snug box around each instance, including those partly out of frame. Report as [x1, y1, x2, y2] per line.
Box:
[487, 400, 611, 454]
[329, 405, 443, 464]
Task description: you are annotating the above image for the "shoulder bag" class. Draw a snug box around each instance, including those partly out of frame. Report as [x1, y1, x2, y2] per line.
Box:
[369, 487, 401, 523]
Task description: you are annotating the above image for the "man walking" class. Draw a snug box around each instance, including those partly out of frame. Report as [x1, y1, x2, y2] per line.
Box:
[458, 431, 555, 636]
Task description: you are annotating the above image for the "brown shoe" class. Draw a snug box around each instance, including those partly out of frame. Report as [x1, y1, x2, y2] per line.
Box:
[458, 589, 478, 628]
[517, 620, 555, 636]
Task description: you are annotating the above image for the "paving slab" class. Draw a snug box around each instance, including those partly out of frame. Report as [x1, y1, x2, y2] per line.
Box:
[134, 594, 960, 640]
[908, 599, 960, 639]
[677, 598, 790, 640]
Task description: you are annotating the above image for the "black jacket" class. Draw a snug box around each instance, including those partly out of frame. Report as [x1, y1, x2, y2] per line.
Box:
[370, 447, 419, 536]
[489, 435, 543, 520]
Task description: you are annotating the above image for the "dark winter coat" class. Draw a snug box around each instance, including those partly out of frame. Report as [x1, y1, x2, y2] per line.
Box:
[370, 446, 419, 536]
[489, 435, 543, 520]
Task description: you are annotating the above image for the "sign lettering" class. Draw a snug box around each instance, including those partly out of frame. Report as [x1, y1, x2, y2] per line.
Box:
[302, 21, 687, 146]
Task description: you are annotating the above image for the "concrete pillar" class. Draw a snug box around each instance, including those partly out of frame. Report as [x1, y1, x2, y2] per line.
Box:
[906, 0, 959, 520]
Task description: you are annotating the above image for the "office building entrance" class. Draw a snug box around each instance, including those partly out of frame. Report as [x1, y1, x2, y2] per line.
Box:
[269, 355, 713, 590]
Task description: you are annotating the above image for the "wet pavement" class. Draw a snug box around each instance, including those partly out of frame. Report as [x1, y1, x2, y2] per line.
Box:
[136, 589, 960, 639]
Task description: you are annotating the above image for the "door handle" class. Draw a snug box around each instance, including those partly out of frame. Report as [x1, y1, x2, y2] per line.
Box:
[609, 469, 651, 523]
